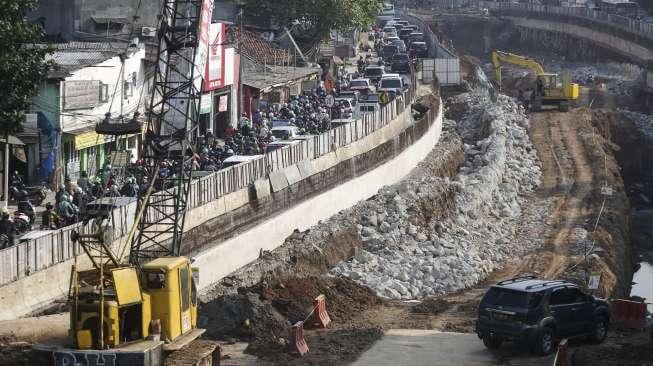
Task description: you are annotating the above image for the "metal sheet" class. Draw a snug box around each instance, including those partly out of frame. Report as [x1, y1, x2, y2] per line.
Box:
[112, 267, 143, 306]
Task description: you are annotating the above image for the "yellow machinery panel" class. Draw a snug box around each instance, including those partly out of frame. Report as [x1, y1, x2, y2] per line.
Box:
[141, 292, 152, 339]
[111, 267, 143, 306]
[142, 257, 190, 342]
[74, 301, 121, 348]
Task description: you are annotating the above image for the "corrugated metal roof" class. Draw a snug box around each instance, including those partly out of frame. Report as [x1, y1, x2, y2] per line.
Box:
[43, 42, 126, 75]
[242, 58, 321, 91]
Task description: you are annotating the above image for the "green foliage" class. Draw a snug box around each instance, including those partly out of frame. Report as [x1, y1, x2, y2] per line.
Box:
[0, 0, 53, 134]
[239, 0, 382, 39]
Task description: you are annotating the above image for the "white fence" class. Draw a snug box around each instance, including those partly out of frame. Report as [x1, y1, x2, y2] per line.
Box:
[0, 74, 418, 287]
[422, 58, 461, 85]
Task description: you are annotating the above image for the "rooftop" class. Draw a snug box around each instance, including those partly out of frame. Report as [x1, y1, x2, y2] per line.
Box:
[242, 58, 321, 92]
[43, 42, 131, 77]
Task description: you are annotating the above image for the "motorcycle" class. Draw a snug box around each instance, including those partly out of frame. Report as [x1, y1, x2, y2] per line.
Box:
[10, 185, 47, 206]
[16, 200, 35, 225]
[13, 211, 31, 234]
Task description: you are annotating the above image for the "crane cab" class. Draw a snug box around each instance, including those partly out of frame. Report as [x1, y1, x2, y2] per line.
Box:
[141, 257, 199, 343]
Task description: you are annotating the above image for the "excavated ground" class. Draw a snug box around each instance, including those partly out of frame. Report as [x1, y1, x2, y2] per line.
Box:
[200, 124, 465, 364]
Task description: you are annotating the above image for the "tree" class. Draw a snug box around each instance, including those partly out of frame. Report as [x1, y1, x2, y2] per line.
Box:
[239, 0, 383, 39]
[0, 0, 52, 135]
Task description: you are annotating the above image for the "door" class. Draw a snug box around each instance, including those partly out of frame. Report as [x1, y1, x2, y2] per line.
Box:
[549, 288, 577, 338]
[566, 287, 595, 334]
[178, 265, 192, 334]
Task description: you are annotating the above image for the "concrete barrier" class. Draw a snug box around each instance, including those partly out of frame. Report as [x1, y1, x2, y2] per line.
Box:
[0, 94, 442, 321]
[194, 101, 443, 291]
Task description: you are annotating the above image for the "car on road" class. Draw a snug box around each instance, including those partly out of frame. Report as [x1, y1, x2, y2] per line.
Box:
[383, 26, 398, 38]
[390, 39, 407, 54]
[475, 276, 611, 356]
[408, 32, 425, 46]
[382, 44, 398, 62]
[391, 53, 411, 73]
[378, 74, 405, 100]
[409, 41, 429, 59]
[349, 78, 376, 94]
[364, 65, 386, 85]
[399, 28, 414, 41]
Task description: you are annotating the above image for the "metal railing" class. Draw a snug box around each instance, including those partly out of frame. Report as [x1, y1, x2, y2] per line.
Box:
[476, 1, 653, 39]
[0, 73, 419, 286]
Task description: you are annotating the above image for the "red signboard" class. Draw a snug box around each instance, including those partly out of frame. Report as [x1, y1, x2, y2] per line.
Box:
[205, 23, 227, 91]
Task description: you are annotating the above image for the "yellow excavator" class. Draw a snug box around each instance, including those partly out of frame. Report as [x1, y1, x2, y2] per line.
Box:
[491, 50, 580, 112]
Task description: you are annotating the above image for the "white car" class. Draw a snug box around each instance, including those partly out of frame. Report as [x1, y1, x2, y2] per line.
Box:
[378, 74, 405, 98]
[271, 125, 300, 140]
[349, 78, 377, 94]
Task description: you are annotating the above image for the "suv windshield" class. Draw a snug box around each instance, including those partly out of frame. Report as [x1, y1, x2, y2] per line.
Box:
[483, 288, 544, 308]
[393, 54, 409, 62]
[383, 46, 397, 57]
[380, 79, 402, 89]
[365, 68, 384, 77]
[350, 80, 368, 88]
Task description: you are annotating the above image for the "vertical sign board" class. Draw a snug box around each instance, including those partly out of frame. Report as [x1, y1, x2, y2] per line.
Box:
[194, 0, 214, 92]
[205, 23, 227, 92]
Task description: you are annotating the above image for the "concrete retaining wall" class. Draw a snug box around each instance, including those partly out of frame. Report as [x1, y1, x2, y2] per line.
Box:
[504, 16, 653, 64]
[0, 93, 443, 320]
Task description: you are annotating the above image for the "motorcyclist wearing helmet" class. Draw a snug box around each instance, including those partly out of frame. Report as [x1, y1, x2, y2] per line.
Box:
[57, 195, 79, 226]
[41, 202, 59, 230]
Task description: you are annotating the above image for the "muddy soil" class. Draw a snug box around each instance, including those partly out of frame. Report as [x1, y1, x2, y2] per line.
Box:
[199, 123, 465, 364]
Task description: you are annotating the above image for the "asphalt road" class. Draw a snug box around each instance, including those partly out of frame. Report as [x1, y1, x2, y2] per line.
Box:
[352, 330, 555, 366]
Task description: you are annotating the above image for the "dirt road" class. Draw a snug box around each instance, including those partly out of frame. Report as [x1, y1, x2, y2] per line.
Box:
[401, 108, 627, 334]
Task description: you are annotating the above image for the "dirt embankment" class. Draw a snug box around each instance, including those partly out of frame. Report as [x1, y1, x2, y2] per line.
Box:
[199, 125, 465, 364]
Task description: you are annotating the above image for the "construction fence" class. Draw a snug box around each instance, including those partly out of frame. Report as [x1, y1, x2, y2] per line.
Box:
[0, 74, 419, 287]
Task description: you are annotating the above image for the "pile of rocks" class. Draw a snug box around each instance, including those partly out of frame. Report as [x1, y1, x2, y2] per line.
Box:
[332, 91, 543, 299]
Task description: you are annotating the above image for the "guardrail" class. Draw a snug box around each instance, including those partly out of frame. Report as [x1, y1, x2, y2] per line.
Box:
[0, 73, 419, 286]
[475, 1, 653, 39]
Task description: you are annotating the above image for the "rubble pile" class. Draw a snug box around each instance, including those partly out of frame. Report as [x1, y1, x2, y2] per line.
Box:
[333, 91, 544, 299]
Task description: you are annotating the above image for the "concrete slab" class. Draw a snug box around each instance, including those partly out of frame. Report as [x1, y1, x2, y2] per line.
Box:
[268, 171, 289, 192]
[352, 330, 554, 366]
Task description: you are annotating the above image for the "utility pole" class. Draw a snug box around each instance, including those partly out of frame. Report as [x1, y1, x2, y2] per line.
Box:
[238, 8, 244, 118]
[3, 131, 8, 206]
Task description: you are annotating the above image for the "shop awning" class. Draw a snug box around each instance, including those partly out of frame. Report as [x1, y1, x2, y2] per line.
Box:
[0, 135, 25, 146]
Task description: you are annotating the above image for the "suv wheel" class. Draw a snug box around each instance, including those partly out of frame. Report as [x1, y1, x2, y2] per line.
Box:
[534, 327, 555, 355]
[590, 318, 608, 344]
[482, 336, 503, 350]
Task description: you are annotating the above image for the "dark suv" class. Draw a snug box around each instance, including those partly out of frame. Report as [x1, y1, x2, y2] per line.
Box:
[475, 276, 611, 355]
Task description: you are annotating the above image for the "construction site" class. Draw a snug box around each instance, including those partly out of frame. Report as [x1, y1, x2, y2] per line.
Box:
[2, 1, 653, 365]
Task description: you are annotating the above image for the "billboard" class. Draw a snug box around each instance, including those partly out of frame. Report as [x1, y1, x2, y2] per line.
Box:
[205, 22, 227, 91]
[194, 0, 214, 91]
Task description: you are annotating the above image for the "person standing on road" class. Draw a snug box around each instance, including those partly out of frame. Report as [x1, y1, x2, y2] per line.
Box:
[0, 210, 16, 248]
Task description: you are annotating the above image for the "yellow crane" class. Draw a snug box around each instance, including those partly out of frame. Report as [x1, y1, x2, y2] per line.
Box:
[32, 0, 219, 364]
[491, 50, 579, 112]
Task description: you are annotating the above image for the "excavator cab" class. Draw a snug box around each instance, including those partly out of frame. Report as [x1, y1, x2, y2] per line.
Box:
[141, 257, 199, 343]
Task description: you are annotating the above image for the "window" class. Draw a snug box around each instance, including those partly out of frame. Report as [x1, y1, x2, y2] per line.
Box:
[145, 272, 166, 289]
[127, 136, 136, 149]
[99, 83, 109, 102]
[483, 288, 529, 307]
[380, 79, 402, 89]
[179, 266, 190, 311]
[123, 80, 134, 98]
[550, 288, 585, 305]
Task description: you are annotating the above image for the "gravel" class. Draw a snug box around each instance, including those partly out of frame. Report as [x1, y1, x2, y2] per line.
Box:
[332, 90, 544, 300]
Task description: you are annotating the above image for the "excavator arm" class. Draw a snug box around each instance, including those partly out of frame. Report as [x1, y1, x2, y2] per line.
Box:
[491, 50, 545, 90]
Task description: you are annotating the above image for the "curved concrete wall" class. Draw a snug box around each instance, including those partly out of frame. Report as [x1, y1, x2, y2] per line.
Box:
[195, 101, 443, 291]
[504, 16, 652, 64]
[0, 96, 443, 320]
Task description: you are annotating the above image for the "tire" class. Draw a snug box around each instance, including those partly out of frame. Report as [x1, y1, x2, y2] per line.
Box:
[590, 318, 608, 344]
[482, 336, 503, 350]
[533, 327, 555, 356]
